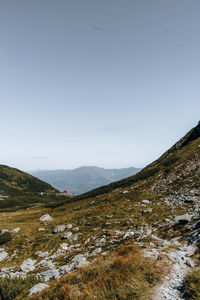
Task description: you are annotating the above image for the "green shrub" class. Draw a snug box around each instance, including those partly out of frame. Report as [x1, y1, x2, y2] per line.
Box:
[161, 154, 179, 167]
[0, 275, 42, 300]
[0, 231, 12, 244]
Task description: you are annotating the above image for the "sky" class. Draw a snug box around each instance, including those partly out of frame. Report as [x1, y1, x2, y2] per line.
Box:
[0, 0, 199, 171]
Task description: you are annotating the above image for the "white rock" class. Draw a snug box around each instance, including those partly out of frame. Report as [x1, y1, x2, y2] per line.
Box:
[62, 231, 73, 240]
[37, 251, 49, 258]
[60, 265, 71, 274]
[141, 200, 150, 204]
[39, 214, 53, 222]
[0, 251, 8, 262]
[175, 214, 191, 224]
[89, 248, 102, 256]
[40, 269, 60, 282]
[66, 224, 73, 229]
[73, 227, 79, 232]
[60, 243, 68, 250]
[53, 225, 65, 233]
[29, 283, 49, 295]
[0, 229, 9, 234]
[20, 258, 36, 272]
[38, 228, 45, 232]
[40, 259, 55, 269]
[11, 228, 20, 233]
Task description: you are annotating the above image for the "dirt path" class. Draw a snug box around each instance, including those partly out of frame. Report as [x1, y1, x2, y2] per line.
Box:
[149, 244, 196, 300]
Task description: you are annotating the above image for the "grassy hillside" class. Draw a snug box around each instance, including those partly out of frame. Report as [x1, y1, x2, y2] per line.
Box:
[0, 165, 59, 210]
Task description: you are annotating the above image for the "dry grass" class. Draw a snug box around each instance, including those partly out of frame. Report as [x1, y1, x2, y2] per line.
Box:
[23, 245, 164, 300]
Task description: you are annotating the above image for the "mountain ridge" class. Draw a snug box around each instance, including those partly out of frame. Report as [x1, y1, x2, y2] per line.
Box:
[30, 166, 141, 194]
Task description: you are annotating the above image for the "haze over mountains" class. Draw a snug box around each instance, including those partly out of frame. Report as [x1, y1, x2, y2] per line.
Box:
[30, 166, 141, 194]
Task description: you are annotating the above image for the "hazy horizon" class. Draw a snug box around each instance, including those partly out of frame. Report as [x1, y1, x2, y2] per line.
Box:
[1, 1, 199, 171]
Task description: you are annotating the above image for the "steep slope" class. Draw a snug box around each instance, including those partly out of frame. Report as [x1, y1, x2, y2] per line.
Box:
[30, 166, 141, 194]
[0, 121, 199, 300]
[0, 165, 58, 209]
[74, 121, 200, 201]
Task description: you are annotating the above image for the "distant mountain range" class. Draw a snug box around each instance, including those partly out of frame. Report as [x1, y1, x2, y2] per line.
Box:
[29, 166, 141, 194]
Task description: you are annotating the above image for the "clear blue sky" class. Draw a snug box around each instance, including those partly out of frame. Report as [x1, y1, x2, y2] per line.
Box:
[0, 0, 199, 170]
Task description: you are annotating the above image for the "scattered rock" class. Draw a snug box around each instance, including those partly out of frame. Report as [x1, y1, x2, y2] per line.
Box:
[53, 225, 65, 233]
[66, 224, 73, 229]
[11, 228, 20, 233]
[38, 228, 45, 232]
[20, 258, 36, 273]
[175, 214, 191, 224]
[40, 269, 60, 282]
[39, 259, 55, 269]
[29, 283, 49, 295]
[0, 251, 8, 262]
[61, 231, 73, 240]
[37, 251, 49, 258]
[141, 200, 150, 204]
[60, 243, 68, 250]
[89, 248, 102, 256]
[39, 214, 53, 222]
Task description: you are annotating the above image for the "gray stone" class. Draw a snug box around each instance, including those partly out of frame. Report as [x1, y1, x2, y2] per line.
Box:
[40, 269, 60, 282]
[39, 214, 53, 222]
[39, 259, 55, 269]
[20, 258, 37, 273]
[53, 225, 65, 233]
[38, 228, 45, 232]
[37, 251, 49, 258]
[73, 226, 79, 231]
[175, 214, 191, 224]
[141, 200, 150, 204]
[60, 243, 68, 250]
[89, 248, 102, 256]
[60, 265, 71, 274]
[11, 228, 20, 233]
[62, 231, 73, 240]
[0, 251, 8, 262]
[29, 283, 49, 295]
[66, 224, 73, 229]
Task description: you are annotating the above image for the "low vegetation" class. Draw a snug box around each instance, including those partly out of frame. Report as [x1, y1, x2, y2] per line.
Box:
[24, 245, 163, 300]
[184, 268, 200, 300]
[0, 275, 42, 300]
[0, 231, 12, 245]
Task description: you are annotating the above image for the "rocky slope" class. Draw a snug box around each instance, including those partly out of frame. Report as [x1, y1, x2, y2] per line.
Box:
[0, 121, 199, 299]
[30, 166, 141, 194]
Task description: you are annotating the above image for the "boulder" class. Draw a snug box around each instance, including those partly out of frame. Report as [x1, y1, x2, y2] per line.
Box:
[175, 214, 191, 224]
[53, 225, 65, 233]
[39, 214, 53, 222]
[20, 258, 36, 273]
[29, 283, 49, 296]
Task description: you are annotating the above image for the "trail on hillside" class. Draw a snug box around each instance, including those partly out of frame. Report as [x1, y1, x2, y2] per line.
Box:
[149, 244, 196, 300]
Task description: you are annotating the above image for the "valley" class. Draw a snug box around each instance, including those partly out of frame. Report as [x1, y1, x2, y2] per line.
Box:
[0, 121, 199, 299]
